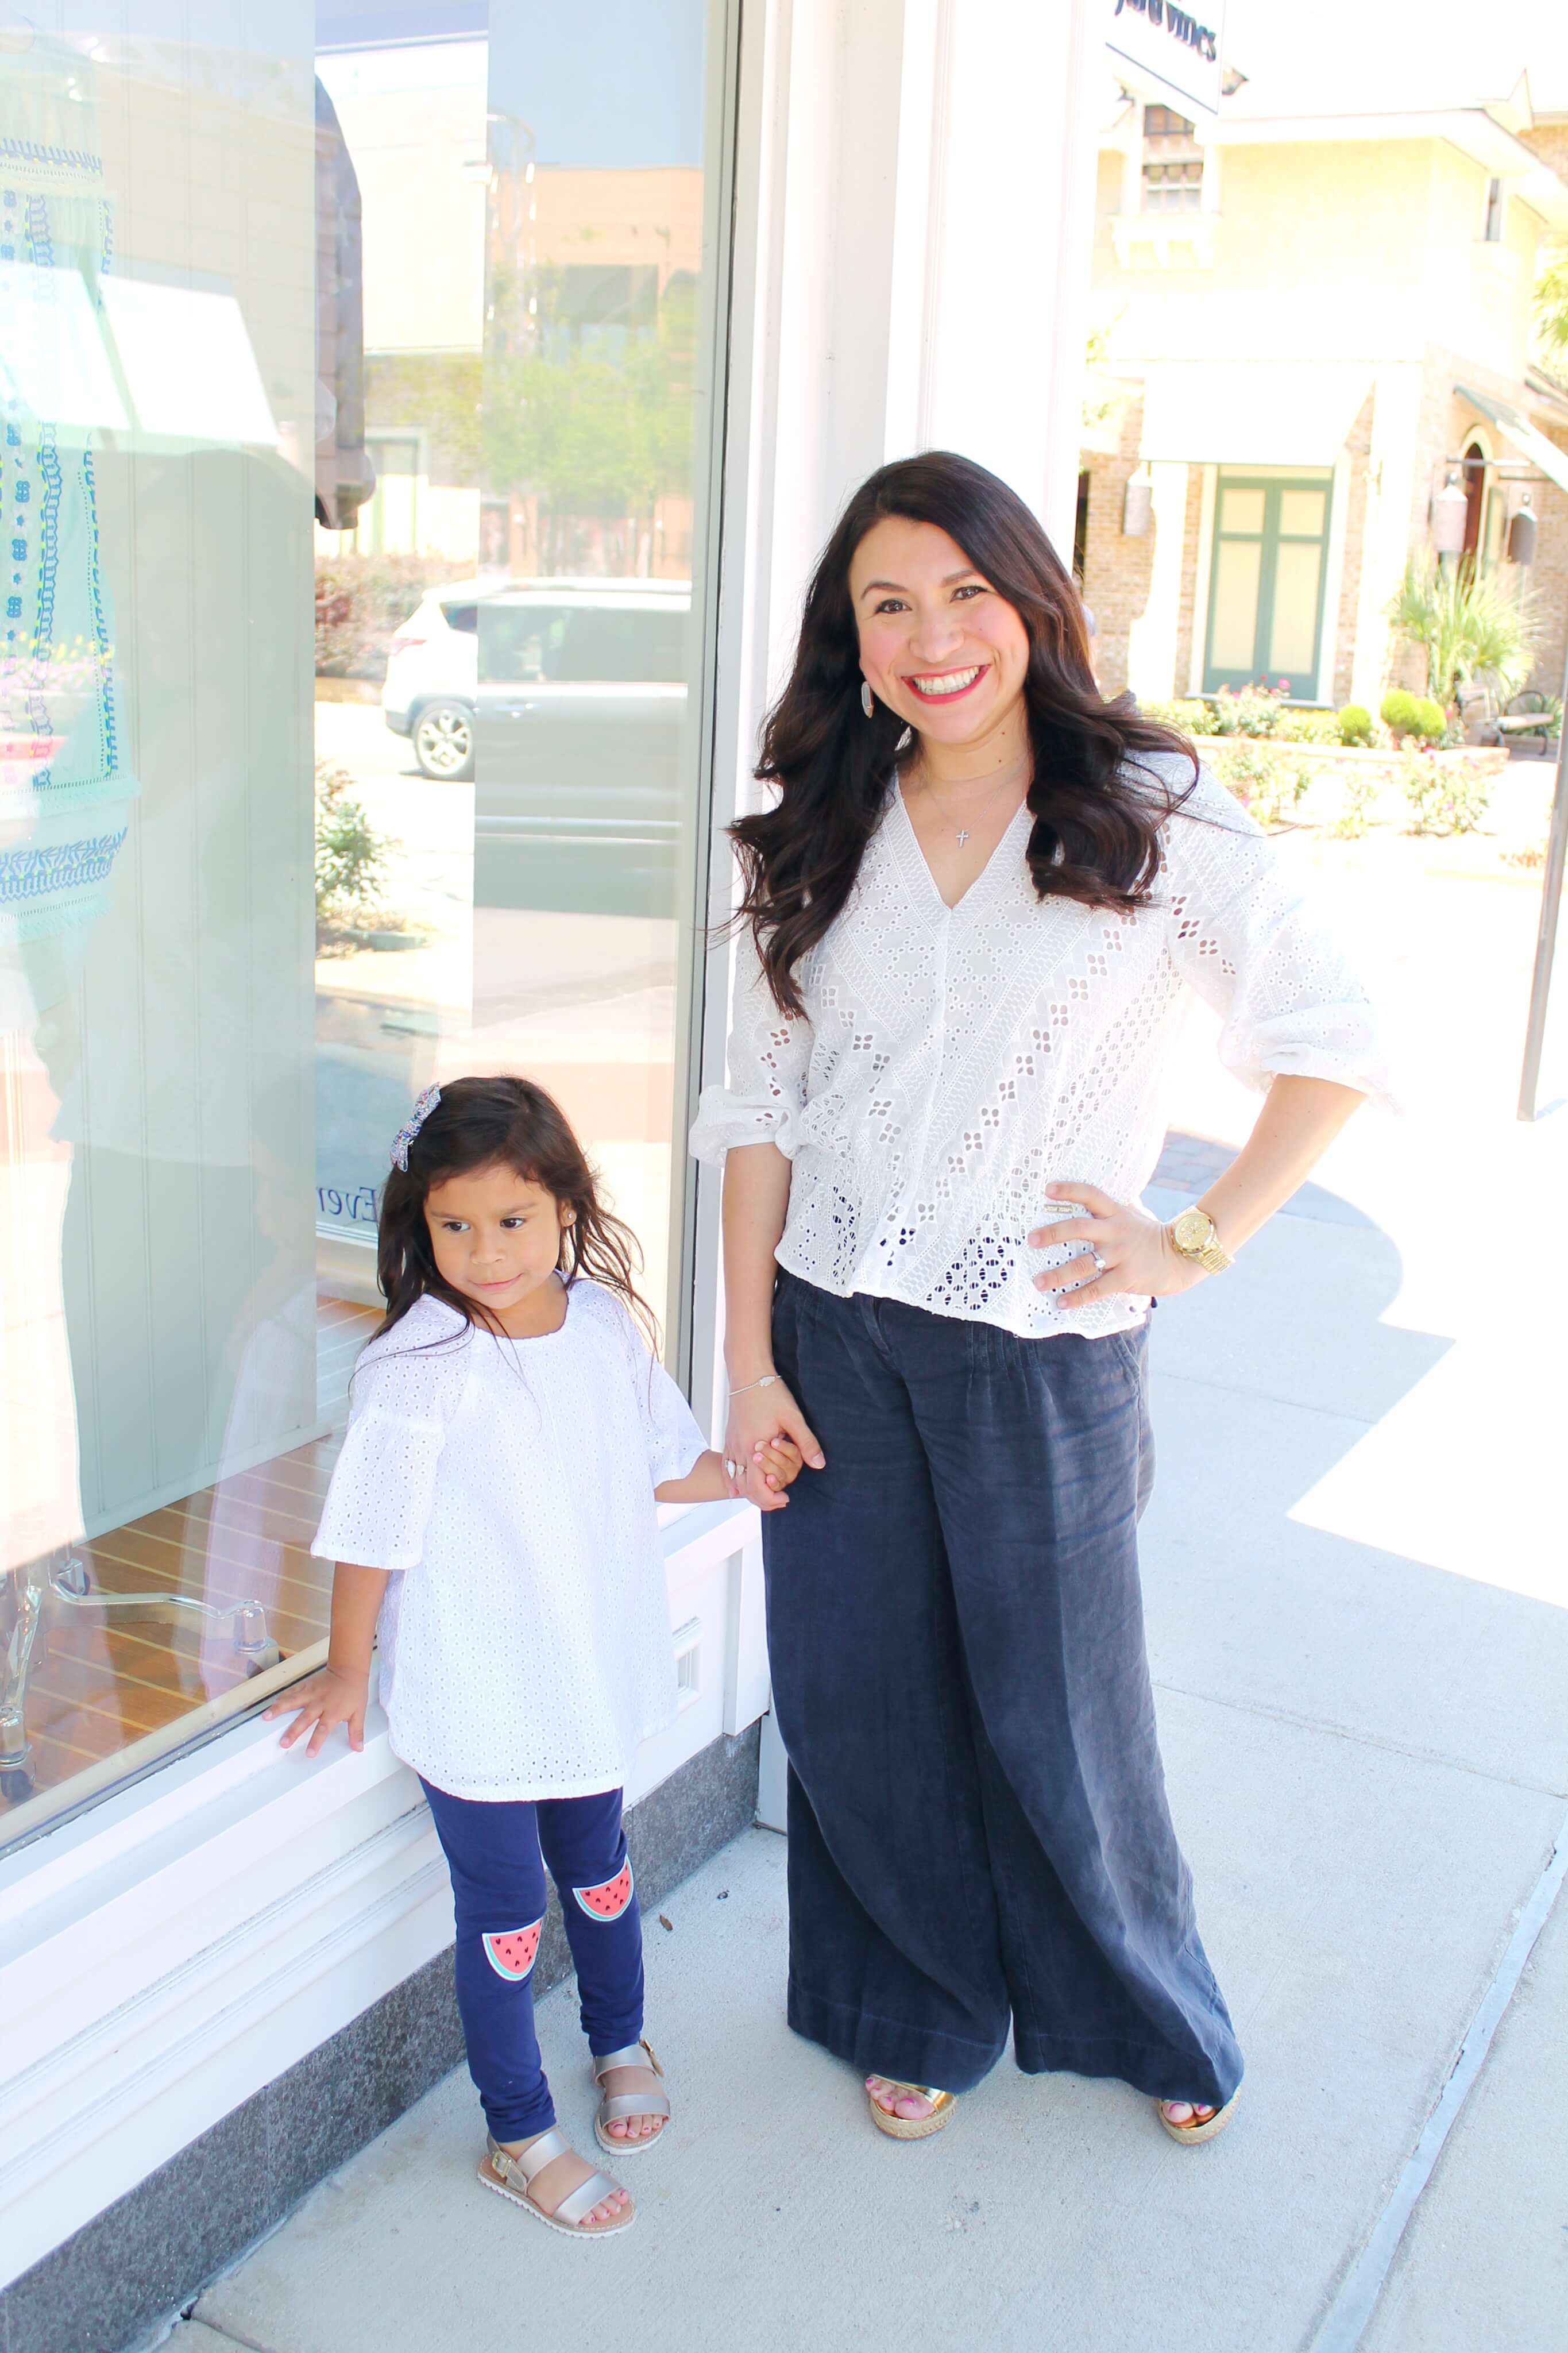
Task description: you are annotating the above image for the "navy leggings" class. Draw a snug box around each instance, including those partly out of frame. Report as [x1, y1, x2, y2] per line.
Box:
[420, 1779, 644, 2143]
[763, 1271, 1243, 2111]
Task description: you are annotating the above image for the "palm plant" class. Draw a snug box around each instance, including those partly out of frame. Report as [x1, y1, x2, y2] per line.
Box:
[1385, 558, 1541, 713]
[1535, 240, 1568, 379]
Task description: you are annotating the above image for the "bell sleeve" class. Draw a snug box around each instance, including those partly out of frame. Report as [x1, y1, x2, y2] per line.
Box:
[311, 1329, 470, 1571]
[1160, 764, 1395, 1108]
[688, 919, 813, 1164]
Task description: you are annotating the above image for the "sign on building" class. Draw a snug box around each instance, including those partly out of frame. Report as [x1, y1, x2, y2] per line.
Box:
[1107, 0, 1225, 120]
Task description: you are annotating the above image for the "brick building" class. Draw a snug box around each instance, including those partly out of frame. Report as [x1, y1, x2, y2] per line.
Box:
[1079, 64, 1568, 712]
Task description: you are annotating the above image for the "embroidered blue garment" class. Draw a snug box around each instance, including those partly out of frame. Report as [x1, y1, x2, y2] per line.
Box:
[0, 33, 135, 1000]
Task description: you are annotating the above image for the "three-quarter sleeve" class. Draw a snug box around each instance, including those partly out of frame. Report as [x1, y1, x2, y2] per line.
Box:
[312, 1322, 471, 1571]
[689, 919, 813, 1164]
[1161, 765, 1393, 1107]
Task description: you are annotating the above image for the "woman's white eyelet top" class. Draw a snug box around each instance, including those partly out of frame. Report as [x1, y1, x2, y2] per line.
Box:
[690, 758, 1389, 1338]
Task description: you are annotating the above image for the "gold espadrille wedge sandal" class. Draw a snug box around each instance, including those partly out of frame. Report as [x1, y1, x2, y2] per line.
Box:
[477, 2130, 635, 2236]
[590, 2038, 671, 2157]
[866, 2078, 959, 2141]
[1156, 2088, 1241, 2146]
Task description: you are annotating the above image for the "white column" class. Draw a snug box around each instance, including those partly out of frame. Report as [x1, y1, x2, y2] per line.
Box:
[1125, 460, 1189, 700]
[694, 0, 1103, 1430]
[725, 0, 1103, 757]
[921, 0, 1102, 554]
[1350, 364, 1425, 712]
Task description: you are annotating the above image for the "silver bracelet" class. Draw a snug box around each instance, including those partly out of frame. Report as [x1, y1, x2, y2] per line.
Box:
[728, 1372, 780, 1396]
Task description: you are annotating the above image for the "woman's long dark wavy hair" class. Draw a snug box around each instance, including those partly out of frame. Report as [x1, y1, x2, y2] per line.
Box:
[372, 1075, 655, 1349]
[731, 450, 1198, 1015]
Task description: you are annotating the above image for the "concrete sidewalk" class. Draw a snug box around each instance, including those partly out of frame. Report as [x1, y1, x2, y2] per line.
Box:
[177, 1221, 1566, 2347]
[179, 835, 1568, 2353]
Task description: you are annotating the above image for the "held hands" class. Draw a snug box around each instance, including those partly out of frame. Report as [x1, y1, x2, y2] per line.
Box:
[1029, 1183, 1209, 1307]
[756, 1436, 806, 1496]
[724, 1378, 825, 1513]
[264, 1663, 370, 1756]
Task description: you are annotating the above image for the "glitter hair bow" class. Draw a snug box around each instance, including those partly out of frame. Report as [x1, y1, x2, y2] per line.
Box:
[390, 1085, 442, 1172]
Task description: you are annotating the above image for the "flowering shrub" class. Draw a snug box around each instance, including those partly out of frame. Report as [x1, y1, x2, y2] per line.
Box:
[1136, 696, 1217, 735]
[315, 555, 455, 678]
[1138, 687, 1338, 742]
[316, 762, 391, 939]
[1272, 706, 1341, 745]
[1211, 742, 1310, 828]
[1331, 765, 1384, 839]
[1398, 747, 1494, 836]
[1208, 684, 1285, 737]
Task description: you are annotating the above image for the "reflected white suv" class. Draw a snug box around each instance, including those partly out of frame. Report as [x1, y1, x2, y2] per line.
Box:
[383, 583, 482, 778]
[381, 578, 690, 811]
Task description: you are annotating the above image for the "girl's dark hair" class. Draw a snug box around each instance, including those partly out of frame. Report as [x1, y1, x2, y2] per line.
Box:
[731, 449, 1198, 1015]
[372, 1074, 655, 1348]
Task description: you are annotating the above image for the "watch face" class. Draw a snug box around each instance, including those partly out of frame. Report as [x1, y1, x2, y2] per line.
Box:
[1172, 1208, 1212, 1253]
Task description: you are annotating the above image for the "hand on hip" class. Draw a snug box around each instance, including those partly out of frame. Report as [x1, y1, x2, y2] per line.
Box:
[1029, 1183, 1208, 1307]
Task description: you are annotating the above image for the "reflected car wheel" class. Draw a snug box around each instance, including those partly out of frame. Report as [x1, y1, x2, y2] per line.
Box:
[412, 699, 474, 780]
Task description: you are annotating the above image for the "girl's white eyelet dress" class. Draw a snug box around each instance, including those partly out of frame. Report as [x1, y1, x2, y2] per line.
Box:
[311, 1281, 706, 1800]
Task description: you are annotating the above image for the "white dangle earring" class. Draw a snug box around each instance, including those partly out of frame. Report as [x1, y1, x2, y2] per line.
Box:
[860, 680, 874, 719]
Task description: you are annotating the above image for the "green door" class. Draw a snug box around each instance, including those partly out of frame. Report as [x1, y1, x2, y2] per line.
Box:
[1202, 473, 1333, 699]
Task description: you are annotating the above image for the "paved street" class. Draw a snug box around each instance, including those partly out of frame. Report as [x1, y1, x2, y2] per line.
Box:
[177, 813, 1567, 2353]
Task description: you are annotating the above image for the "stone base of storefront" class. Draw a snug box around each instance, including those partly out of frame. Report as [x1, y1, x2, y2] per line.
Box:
[0, 1723, 762, 2353]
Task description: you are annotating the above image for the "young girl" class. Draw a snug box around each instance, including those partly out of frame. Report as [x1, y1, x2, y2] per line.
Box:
[268, 1076, 800, 2239]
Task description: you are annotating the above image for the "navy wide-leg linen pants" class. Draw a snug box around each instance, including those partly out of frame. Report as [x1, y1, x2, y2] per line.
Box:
[763, 1270, 1242, 2110]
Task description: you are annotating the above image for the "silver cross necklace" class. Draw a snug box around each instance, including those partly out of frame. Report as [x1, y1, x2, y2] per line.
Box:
[909, 753, 1032, 847]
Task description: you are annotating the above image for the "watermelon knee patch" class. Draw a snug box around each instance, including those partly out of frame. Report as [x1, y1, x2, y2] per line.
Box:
[482, 1919, 543, 1979]
[573, 1861, 634, 1921]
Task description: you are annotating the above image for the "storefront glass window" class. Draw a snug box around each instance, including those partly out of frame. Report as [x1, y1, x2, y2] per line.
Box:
[0, 0, 732, 1851]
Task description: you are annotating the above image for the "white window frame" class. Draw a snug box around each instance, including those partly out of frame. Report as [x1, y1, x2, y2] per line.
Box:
[0, 1499, 764, 2292]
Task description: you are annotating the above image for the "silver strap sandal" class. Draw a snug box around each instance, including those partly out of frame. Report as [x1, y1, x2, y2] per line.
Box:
[590, 2038, 671, 2157]
[478, 2128, 634, 2236]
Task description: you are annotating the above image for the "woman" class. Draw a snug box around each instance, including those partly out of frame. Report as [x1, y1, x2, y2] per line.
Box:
[690, 452, 1385, 2144]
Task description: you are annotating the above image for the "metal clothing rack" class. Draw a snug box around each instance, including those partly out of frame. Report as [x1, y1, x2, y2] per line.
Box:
[0, 1550, 278, 1802]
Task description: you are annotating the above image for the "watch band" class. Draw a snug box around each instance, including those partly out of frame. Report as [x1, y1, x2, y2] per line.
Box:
[1167, 1206, 1233, 1275]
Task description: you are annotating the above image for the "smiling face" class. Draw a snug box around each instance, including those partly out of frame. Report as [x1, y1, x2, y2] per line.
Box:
[424, 1161, 572, 1335]
[849, 516, 1032, 753]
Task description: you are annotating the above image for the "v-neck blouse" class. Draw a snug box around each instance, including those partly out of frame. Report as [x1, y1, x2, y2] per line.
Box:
[690, 756, 1389, 1339]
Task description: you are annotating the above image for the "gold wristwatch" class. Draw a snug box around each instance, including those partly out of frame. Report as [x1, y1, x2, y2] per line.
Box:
[1167, 1205, 1233, 1275]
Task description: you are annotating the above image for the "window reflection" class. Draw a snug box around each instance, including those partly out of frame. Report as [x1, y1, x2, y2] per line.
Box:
[1, 0, 729, 1847]
[2, 15, 323, 1833]
[312, 27, 485, 1281]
